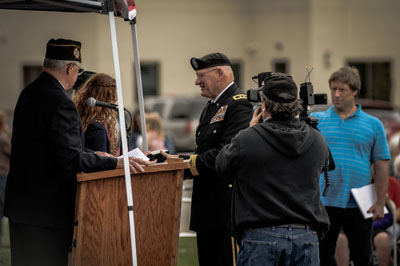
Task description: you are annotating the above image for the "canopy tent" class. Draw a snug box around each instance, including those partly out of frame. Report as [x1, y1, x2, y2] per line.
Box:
[0, 1, 146, 265]
[0, 0, 137, 19]
[0, 0, 104, 13]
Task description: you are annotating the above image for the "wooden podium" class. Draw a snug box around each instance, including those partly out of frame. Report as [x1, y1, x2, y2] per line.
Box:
[70, 159, 189, 266]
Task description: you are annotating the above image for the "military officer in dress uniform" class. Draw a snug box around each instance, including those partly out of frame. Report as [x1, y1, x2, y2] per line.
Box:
[188, 52, 253, 266]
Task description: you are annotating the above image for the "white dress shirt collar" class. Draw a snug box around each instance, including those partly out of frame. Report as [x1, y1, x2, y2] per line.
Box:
[212, 81, 234, 104]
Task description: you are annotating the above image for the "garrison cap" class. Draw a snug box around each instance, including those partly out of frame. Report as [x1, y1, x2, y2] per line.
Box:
[190, 52, 232, 71]
[45, 38, 82, 63]
[262, 73, 298, 103]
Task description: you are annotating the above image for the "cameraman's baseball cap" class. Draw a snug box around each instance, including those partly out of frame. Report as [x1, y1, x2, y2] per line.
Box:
[45, 38, 82, 63]
[190, 52, 232, 71]
[262, 73, 298, 103]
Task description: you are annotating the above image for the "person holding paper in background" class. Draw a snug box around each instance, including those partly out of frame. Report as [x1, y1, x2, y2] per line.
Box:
[311, 66, 390, 266]
[335, 176, 400, 266]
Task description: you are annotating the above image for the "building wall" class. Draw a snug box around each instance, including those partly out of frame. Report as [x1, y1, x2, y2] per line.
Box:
[310, 0, 400, 104]
[245, 0, 311, 89]
[0, 10, 133, 111]
[0, 0, 399, 112]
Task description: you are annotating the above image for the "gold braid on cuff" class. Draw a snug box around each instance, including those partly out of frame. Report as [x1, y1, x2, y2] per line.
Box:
[189, 154, 200, 176]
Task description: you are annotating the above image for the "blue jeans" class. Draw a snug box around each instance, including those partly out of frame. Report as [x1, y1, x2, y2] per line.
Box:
[237, 226, 320, 266]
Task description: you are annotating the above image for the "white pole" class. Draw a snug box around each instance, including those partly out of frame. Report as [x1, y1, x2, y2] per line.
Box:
[130, 19, 148, 153]
[108, 11, 138, 266]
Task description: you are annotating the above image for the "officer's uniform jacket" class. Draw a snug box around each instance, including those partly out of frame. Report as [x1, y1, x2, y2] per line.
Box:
[189, 83, 253, 231]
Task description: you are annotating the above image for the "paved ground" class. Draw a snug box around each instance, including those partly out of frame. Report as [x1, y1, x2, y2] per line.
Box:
[180, 179, 196, 237]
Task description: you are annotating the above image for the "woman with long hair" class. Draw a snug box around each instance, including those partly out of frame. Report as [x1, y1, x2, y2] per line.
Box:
[74, 73, 119, 155]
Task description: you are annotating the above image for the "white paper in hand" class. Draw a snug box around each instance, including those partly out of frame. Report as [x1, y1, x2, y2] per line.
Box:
[118, 148, 149, 161]
[351, 183, 388, 219]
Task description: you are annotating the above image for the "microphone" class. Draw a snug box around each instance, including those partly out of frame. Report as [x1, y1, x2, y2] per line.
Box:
[87, 97, 118, 110]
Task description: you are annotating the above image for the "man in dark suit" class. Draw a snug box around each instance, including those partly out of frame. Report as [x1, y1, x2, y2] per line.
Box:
[188, 52, 253, 266]
[4, 38, 148, 266]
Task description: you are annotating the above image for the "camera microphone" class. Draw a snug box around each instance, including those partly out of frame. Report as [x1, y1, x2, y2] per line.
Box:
[87, 97, 118, 110]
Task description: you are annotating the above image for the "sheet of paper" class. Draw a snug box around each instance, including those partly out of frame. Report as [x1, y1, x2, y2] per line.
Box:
[118, 148, 149, 161]
[351, 183, 389, 219]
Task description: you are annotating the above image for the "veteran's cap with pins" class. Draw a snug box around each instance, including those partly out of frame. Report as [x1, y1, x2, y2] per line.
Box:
[45, 38, 82, 63]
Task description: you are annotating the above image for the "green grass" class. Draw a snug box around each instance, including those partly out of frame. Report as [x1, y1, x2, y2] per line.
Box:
[0, 219, 198, 266]
[177, 236, 199, 266]
[0, 249, 10, 266]
[0, 218, 10, 266]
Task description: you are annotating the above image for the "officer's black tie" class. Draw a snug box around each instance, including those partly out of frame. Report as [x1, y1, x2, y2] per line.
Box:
[206, 101, 216, 115]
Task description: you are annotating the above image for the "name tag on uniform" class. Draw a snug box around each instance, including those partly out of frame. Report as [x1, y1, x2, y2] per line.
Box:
[210, 105, 228, 124]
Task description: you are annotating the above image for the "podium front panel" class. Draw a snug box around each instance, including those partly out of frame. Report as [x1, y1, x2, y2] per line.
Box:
[71, 163, 186, 266]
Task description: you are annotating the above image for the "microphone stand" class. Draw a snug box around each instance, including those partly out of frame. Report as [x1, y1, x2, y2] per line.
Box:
[123, 108, 132, 155]
[115, 108, 132, 156]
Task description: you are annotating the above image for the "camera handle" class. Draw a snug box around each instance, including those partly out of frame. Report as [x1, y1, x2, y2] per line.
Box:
[322, 149, 335, 197]
[300, 116, 335, 197]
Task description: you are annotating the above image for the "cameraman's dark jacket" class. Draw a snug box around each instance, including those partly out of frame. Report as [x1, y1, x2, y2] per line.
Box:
[215, 117, 330, 239]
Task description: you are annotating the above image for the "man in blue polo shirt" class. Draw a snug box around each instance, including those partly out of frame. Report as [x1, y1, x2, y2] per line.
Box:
[311, 66, 390, 266]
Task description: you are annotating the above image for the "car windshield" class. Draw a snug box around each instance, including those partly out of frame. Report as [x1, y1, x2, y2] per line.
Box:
[152, 102, 165, 117]
[170, 100, 204, 119]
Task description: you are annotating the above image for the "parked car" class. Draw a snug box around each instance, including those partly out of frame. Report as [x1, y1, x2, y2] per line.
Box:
[310, 99, 400, 141]
[144, 96, 208, 153]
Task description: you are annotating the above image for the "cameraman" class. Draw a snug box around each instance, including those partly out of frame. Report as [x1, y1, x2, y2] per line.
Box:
[215, 73, 330, 265]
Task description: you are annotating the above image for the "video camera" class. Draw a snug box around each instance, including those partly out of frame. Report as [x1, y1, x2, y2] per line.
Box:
[246, 72, 274, 103]
[298, 82, 327, 121]
[246, 71, 333, 196]
[246, 71, 328, 127]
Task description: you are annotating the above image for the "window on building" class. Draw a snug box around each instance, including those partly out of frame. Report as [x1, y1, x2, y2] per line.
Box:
[272, 59, 289, 74]
[134, 62, 159, 102]
[24, 65, 80, 98]
[231, 62, 242, 88]
[23, 65, 42, 87]
[347, 61, 391, 101]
